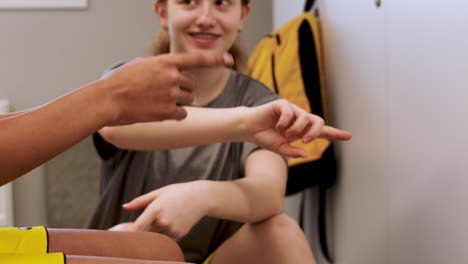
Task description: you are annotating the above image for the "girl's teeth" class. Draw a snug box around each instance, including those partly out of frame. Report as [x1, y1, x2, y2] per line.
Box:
[193, 34, 216, 39]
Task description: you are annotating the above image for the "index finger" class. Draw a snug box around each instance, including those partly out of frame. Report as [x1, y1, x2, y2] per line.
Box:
[122, 192, 157, 211]
[319, 126, 353, 141]
[168, 52, 234, 70]
[133, 210, 156, 232]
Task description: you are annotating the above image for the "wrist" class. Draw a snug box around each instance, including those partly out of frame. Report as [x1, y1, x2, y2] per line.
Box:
[87, 78, 121, 127]
[236, 106, 255, 143]
[71, 79, 118, 129]
[193, 180, 218, 217]
[192, 180, 216, 216]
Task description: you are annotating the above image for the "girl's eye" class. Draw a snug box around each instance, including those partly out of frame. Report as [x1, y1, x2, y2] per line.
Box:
[180, 0, 196, 5]
[215, 0, 230, 6]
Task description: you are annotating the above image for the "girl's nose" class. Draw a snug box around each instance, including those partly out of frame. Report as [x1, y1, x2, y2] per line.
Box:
[195, 3, 216, 28]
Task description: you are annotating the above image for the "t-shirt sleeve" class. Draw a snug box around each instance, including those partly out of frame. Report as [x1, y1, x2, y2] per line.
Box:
[242, 78, 281, 107]
[92, 132, 122, 161]
[239, 77, 288, 170]
[240, 142, 289, 172]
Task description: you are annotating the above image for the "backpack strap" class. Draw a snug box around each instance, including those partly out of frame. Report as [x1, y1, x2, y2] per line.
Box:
[304, 0, 316, 12]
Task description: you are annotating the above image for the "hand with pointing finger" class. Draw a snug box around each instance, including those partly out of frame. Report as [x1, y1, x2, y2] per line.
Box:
[102, 52, 233, 126]
[109, 181, 208, 239]
[244, 99, 352, 158]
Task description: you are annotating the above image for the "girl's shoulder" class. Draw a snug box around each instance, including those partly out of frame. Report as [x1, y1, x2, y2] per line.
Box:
[229, 71, 271, 91]
[227, 71, 280, 107]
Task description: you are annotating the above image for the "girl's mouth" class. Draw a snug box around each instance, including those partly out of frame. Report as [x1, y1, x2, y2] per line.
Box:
[189, 32, 221, 40]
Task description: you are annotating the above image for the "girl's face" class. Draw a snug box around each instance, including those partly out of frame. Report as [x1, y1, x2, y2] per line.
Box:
[155, 0, 250, 55]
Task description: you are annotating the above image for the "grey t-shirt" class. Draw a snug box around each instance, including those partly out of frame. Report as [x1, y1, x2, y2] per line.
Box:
[89, 70, 281, 262]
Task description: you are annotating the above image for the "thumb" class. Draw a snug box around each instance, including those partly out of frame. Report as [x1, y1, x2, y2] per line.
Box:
[122, 192, 158, 211]
[276, 144, 308, 158]
[109, 222, 138, 232]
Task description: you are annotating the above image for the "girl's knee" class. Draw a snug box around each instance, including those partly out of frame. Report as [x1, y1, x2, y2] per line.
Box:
[143, 232, 185, 262]
[253, 213, 303, 240]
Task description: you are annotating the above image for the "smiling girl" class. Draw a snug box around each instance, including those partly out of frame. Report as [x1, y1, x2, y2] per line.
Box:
[89, 1, 320, 263]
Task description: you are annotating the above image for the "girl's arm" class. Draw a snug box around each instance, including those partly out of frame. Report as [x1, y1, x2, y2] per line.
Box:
[117, 101, 352, 237]
[99, 106, 250, 151]
[100, 99, 352, 158]
[203, 149, 287, 223]
[120, 149, 288, 237]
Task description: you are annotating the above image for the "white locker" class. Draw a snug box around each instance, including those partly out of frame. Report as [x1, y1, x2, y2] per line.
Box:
[274, 0, 468, 263]
[319, 1, 389, 263]
[386, 1, 468, 263]
[319, 0, 468, 263]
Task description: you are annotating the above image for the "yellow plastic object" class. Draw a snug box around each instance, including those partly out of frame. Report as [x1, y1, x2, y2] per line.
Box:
[0, 226, 48, 254]
[0, 253, 65, 264]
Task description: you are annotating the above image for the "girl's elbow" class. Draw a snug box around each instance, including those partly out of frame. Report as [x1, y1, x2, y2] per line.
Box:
[99, 127, 124, 148]
[250, 198, 284, 223]
[270, 197, 284, 217]
[99, 127, 114, 142]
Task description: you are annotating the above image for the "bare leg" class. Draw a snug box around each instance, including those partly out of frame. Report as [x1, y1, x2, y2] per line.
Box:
[48, 229, 184, 262]
[66, 255, 190, 264]
[210, 214, 317, 264]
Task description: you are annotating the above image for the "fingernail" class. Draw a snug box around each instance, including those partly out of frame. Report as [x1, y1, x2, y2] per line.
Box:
[223, 53, 234, 65]
[303, 137, 312, 143]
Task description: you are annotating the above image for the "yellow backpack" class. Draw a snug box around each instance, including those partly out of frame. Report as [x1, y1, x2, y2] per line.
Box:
[246, 12, 330, 168]
[246, 5, 335, 262]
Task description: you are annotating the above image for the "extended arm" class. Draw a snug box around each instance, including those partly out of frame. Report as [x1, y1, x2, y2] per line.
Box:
[0, 82, 116, 185]
[0, 108, 34, 119]
[0, 53, 231, 186]
[115, 100, 353, 237]
[100, 99, 352, 157]
[99, 105, 250, 151]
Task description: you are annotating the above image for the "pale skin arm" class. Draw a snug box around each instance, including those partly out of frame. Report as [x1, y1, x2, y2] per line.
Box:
[0, 53, 232, 186]
[203, 149, 287, 223]
[112, 101, 352, 237]
[114, 149, 288, 238]
[100, 99, 353, 158]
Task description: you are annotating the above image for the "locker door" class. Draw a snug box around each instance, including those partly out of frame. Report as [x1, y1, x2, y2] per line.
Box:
[318, 1, 389, 263]
[387, 1, 468, 263]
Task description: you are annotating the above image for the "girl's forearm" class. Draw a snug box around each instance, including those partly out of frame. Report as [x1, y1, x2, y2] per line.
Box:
[100, 106, 252, 151]
[201, 179, 284, 223]
[200, 151, 287, 223]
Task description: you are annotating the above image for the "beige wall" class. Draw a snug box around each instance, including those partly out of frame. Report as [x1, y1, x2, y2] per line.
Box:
[1, 0, 272, 228]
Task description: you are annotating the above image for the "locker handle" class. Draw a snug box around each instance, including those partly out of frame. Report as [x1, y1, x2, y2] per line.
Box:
[376, 0, 382, 8]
